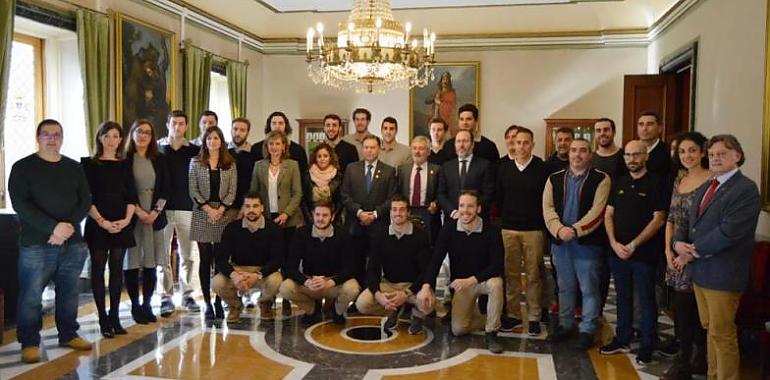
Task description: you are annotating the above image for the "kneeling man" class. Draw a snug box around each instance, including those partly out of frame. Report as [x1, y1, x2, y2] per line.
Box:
[355, 194, 434, 334]
[280, 200, 361, 325]
[428, 191, 505, 353]
[213, 192, 284, 323]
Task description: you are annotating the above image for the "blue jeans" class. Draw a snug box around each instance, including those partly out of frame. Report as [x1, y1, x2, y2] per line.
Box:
[17, 241, 88, 347]
[609, 254, 658, 349]
[551, 243, 601, 334]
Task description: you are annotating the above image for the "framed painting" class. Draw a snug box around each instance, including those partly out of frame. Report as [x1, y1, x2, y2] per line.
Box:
[115, 13, 176, 136]
[297, 118, 349, 157]
[409, 62, 480, 140]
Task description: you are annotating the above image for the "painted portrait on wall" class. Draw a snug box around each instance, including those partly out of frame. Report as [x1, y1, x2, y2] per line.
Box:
[410, 62, 480, 140]
[115, 13, 176, 136]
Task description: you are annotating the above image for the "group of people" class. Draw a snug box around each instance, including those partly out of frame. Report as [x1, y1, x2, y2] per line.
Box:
[8, 104, 761, 380]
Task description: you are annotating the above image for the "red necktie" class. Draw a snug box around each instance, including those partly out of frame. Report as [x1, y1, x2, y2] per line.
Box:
[698, 179, 719, 215]
[412, 166, 422, 206]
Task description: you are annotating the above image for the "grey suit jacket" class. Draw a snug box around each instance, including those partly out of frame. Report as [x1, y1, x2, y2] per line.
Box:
[397, 162, 440, 206]
[676, 170, 761, 292]
[188, 159, 237, 208]
[340, 160, 397, 236]
[249, 158, 305, 228]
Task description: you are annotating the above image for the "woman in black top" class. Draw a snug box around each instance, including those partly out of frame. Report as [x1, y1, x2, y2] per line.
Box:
[82, 121, 137, 338]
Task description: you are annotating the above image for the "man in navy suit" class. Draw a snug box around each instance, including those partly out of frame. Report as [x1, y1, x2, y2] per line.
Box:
[673, 134, 761, 380]
[437, 129, 494, 220]
[341, 135, 398, 288]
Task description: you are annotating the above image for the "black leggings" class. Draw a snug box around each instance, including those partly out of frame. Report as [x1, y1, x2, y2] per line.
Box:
[90, 248, 126, 318]
[198, 242, 221, 306]
[674, 290, 706, 354]
[124, 267, 156, 307]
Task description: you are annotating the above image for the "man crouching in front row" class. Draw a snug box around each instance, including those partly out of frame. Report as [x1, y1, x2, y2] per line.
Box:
[428, 190, 505, 354]
[212, 192, 284, 323]
[279, 200, 361, 325]
[355, 194, 435, 335]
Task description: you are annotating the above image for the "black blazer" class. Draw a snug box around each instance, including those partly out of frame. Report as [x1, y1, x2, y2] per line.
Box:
[334, 140, 360, 174]
[126, 152, 171, 230]
[437, 156, 495, 216]
[397, 162, 440, 206]
[340, 160, 397, 236]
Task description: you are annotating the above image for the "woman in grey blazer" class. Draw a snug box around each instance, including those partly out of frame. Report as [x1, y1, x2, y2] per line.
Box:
[189, 126, 237, 320]
[250, 131, 304, 315]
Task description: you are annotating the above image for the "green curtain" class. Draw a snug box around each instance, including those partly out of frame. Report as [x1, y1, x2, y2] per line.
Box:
[226, 59, 247, 119]
[0, 0, 13, 208]
[183, 45, 212, 140]
[76, 9, 109, 154]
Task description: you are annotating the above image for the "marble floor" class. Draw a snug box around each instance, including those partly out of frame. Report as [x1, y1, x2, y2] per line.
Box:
[0, 289, 763, 380]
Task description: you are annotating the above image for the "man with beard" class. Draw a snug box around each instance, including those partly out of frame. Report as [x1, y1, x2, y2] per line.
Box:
[378, 117, 411, 168]
[212, 193, 284, 322]
[280, 200, 361, 325]
[600, 140, 667, 365]
[437, 129, 494, 220]
[252, 111, 309, 174]
[191, 110, 218, 146]
[342, 108, 374, 159]
[500, 125, 520, 162]
[428, 191, 505, 353]
[228, 118, 257, 210]
[324, 114, 359, 173]
[355, 195, 434, 334]
[591, 118, 627, 180]
[545, 127, 573, 175]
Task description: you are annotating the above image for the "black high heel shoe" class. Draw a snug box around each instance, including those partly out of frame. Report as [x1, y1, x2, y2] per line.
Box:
[110, 312, 127, 335]
[131, 305, 148, 324]
[99, 316, 115, 338]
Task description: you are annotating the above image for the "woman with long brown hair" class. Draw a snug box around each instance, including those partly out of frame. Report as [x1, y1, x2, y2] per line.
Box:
[189, 126, 237, 321]
[302, 142, 342, 223]
[81, 121, 137, 337]
[124, 119, 170, 325]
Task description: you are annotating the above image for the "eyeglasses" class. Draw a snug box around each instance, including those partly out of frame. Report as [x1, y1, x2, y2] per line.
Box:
[623, 152, 647, 159]
[38, 133, 62, 140]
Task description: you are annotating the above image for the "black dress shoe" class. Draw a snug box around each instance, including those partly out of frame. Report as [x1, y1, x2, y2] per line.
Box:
[131, 305, 148, 325]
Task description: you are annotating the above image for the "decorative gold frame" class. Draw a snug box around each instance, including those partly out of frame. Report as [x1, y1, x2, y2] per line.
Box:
[409, 61, 480, 140]
[763, 0, 770, 211]
[114, 12, 176, 130]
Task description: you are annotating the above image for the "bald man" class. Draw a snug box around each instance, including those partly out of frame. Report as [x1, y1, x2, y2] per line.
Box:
[600, 140, 668, 365]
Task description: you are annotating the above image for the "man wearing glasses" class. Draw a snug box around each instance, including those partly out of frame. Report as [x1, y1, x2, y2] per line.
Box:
[9, 119, 94, 363]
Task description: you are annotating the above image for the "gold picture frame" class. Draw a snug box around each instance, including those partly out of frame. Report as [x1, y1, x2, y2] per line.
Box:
[409, 61, 480, 140]
[114, 12, 176, 133]
[763, 0, 770, 211]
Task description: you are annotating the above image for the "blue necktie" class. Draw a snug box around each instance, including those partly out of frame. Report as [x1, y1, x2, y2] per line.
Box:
[365, 164, 373, 193]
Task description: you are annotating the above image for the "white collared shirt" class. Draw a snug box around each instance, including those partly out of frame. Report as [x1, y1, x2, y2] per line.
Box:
[242, 216, 265, 233]
[457, 154, 473, 177]
[389, 222, 414, 239]
[364, 160, 378, 175]
[714, 168, 739, 191]
[409, 162, 429, 206]
[647, 138, 661, 153]
[515, 155, 533, 171]
[268, 166, 280, 213]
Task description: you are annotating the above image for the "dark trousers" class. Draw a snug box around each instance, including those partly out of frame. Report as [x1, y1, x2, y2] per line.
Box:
[609, 255, 658, 349]
[411, 207, 441, 246]
[674, 290, 706, 356]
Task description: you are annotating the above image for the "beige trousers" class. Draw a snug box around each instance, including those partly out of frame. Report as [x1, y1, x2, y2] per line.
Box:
[502, 229, 545, 320]
[279, 278, 361, 315]
[211, 266, 282, 310]
[451, 277, 504, 335]
[693, 284, 743, 380]
[355, 281, 434, 318]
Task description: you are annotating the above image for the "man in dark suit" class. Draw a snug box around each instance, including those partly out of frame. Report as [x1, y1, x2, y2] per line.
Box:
[341, 135, 398, 287]
[437, 129, 494, 220]
[324, 114, 359, 173]
[398, 136, 441, 245]
[636, 111, 671, 178]
[443, 104, 500, 164]
[673, 135, 761, 380]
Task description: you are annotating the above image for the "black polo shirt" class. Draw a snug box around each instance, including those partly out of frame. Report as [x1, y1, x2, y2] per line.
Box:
[608, 171, 667, 262]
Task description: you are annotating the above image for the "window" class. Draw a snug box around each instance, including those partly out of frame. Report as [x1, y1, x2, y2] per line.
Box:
[208, 69, 232, 142]
[1, 33, 44, 210]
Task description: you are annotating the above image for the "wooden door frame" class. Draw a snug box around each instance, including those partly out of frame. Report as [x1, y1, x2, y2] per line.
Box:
[660, 40, 698, 132]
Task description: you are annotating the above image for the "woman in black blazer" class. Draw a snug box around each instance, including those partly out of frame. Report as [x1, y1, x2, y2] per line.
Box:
[124, 119, 170, 324]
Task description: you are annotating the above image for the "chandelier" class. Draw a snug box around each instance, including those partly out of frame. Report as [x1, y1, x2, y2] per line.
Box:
[305, 0, 436, 93]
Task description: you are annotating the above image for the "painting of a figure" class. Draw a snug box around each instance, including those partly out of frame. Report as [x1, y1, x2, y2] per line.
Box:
[410, 62, 479, 139]
[116, 14, 176, 136]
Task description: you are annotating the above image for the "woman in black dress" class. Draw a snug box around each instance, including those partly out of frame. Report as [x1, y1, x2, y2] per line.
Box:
[81, 121, 137, 338]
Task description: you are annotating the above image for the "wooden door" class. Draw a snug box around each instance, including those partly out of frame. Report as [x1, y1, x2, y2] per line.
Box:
[622, 74, 678, 144]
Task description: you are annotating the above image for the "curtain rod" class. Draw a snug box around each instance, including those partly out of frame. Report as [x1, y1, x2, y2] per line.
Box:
[181, 40, 249, 66]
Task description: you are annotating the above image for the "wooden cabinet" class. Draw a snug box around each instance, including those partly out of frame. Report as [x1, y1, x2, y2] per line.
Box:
[543, 118, 597, 157]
